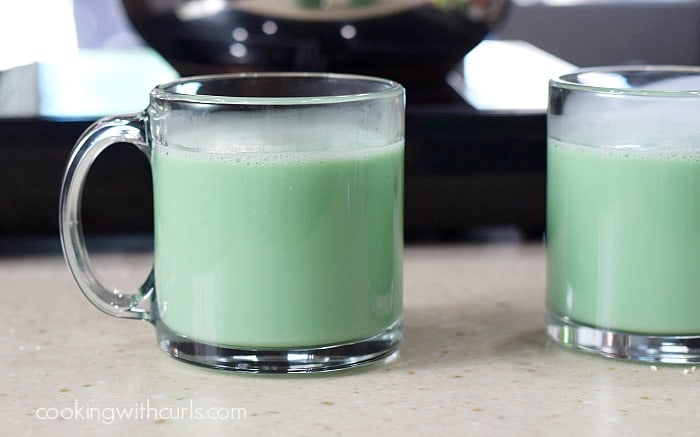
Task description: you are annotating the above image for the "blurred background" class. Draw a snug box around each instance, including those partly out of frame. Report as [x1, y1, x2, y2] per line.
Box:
[2, 0, 699, 250]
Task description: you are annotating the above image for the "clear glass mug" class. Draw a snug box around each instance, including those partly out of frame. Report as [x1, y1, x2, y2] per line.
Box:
[60, 73, 405, 373]
[546, 66, 700, 363]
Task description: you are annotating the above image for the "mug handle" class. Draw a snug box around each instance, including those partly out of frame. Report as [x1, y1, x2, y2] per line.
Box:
[59, 113, 154, 320]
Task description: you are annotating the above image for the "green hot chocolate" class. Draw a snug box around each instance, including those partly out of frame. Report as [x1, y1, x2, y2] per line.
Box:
[547, 139, 700, 335]
[152, 142, 403, 348]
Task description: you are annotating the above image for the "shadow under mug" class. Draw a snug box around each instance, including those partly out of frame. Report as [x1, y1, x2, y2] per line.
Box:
[60, 73, 405, 373]
[546, 65, 700, 363]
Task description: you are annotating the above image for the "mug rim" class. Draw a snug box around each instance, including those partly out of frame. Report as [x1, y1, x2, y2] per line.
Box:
[150, 72, 405, 105]
[550, 65, 700, 97]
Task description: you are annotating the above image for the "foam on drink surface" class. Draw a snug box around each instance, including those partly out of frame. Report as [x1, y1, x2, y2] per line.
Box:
[549, 138, 700, 163]
[154, 139, 403, 166]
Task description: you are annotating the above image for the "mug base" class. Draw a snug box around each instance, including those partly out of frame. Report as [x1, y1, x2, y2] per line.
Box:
[546, 311, 700, 364]
[156, 320, 402, 373]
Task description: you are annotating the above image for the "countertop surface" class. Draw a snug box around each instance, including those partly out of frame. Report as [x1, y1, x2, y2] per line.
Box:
[3, 242, 699, 435]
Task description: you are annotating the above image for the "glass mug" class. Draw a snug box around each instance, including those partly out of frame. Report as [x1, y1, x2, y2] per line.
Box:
[546, 66, 700, 363]
[60, 73, 405, 373]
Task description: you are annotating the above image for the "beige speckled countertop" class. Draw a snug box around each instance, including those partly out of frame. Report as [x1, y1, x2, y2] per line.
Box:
[3, 243, 700, 435]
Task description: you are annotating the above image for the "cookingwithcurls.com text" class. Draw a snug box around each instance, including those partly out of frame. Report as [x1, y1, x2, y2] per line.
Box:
[35, 398, 247, 425]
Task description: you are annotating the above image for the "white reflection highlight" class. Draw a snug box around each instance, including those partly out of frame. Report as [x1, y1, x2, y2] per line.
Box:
[455, 40, 576, 111]
[340, 24, 357, 39]
[262, 20, 278, 35]
[232, 27, 249, 42]
[229, 43, 248, 58]
[176, 0, 227, 21]
[578, 72, 629, 89]
[0, 0, 78, 70]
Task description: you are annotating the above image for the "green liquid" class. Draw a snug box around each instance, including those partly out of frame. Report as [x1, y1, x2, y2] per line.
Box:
[547, 139, 700, 335]
[152, 143, 403, 348]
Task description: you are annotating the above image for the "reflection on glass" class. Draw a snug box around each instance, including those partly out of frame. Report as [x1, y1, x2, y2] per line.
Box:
[0, 0, 77, 71]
